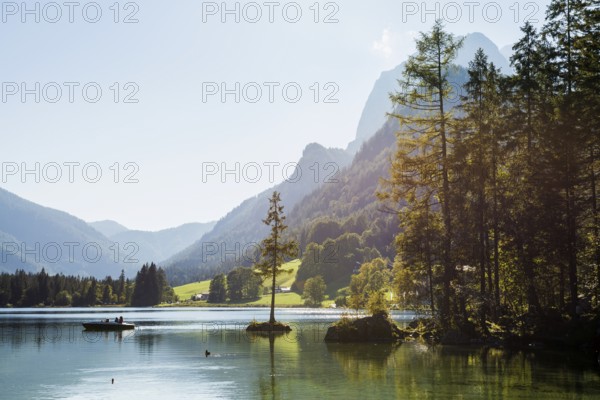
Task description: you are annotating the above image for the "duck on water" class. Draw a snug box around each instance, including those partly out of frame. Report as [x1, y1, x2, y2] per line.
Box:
[83, 316, 135, 331]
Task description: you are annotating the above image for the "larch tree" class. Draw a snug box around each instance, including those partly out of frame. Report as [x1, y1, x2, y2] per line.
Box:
[382, 20, 463, 328]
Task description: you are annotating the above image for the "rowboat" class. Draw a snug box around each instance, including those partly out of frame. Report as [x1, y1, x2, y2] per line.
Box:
[82, 321, 135, 331]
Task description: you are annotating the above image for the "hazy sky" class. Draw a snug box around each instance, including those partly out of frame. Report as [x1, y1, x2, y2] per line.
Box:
[1, 0, 550, 231]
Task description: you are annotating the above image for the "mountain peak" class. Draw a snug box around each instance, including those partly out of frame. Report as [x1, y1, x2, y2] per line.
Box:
[89, 220, 129, 237]
[457, 32, 512, 73]
[347, 32, 510, 154]
[303, 142, 326, 156]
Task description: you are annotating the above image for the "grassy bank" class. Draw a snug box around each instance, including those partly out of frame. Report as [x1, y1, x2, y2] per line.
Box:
[169, 260, 334, 308]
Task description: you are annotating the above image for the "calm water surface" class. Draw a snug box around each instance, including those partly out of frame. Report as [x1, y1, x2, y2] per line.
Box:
[1, 308, 599, 399]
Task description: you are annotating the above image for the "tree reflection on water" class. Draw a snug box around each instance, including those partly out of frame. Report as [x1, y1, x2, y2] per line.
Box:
[250, 331, 286, 400]
[326, 342, 400, 382]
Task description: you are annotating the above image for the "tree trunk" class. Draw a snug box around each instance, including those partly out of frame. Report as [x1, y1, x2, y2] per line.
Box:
[559, 262, 566, 310]
[566, 181, 578, 318]
[486, 232, 493, 312]
[589, 146, 599, 305]
[477, 97, 487, 328]
[492, 135, 501, 314]
[270, 268, 276, 324]
[515, 232, 540, 313]
[270, 218, 279, 324]
[425, 205, 435, 314]
[565, 0, 578, 320]
[438, 43, 453, 329]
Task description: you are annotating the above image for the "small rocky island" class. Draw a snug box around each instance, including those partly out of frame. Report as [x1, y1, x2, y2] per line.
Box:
[246, 321, 292, 332]
[324, 312, 407, 343]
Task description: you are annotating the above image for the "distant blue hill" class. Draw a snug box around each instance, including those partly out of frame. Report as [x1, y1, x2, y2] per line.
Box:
[0, 187, 136, 278]
[0, 188, 215, 278]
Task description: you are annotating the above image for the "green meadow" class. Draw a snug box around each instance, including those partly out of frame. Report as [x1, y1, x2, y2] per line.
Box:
[170, 259, 333, 307]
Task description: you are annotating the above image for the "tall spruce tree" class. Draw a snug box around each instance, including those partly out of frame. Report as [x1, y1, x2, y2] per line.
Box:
[455, 49, 504, 322]
[131, 263, 166, 306]
[569, 1, 600, 303]
[254, 192, 298, 324]
[506, 22, 549, 313]
[543, 0, 590, 316]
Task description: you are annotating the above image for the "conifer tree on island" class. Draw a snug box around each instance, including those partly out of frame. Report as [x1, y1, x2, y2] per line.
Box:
[248, 191, 298, 331]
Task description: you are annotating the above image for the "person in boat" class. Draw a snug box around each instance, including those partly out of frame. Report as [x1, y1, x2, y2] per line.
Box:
[115, 317, 119, 323]
[105, 319, 109, 323]
[119, 316, 123, 324]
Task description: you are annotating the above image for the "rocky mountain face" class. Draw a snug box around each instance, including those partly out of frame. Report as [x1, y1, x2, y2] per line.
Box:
[347, 32, 511, 154]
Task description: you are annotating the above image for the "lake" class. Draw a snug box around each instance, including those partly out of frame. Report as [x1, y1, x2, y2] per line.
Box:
[1, 308, 599, 399]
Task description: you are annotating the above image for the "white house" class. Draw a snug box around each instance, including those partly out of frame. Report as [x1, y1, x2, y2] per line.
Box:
[192, 293, 209, 301]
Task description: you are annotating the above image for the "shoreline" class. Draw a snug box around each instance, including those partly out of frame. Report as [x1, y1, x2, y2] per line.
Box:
[0, 302, 331, 309]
